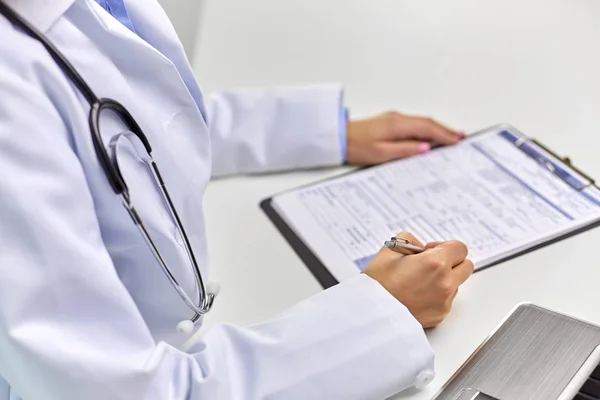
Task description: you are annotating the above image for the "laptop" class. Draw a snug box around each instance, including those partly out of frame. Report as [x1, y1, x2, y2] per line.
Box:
[431, 304, 600, 400]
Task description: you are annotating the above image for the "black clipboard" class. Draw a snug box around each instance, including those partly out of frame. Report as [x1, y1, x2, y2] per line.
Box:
[260, 125, 600, 289]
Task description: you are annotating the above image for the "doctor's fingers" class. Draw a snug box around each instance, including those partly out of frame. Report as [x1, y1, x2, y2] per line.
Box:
[424, 241, 444, 249]
[374, 140, 432, 163]
[450, 259, 474, 287]
[394, 114, 463, 146]
[419, 240, 469, 270]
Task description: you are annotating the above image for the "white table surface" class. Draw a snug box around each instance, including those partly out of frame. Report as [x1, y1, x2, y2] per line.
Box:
[191, 0, 600, 398]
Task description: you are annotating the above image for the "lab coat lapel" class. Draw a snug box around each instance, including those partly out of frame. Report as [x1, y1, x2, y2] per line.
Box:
[72, 0, 198, 129]
[122, 0, 207, 120]
[75, 0, 212, 248]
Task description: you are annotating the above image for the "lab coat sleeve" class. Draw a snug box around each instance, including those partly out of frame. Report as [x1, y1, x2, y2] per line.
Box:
[0, 55, 433, 400]
[205, 84, 345, 177]
[189, 274, 436, 400]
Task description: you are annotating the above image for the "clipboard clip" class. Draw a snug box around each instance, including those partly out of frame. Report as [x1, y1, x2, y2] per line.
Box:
[513, 135, 595, 191]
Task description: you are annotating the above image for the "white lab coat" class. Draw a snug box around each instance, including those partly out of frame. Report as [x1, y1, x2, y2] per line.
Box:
[0, 0, 434, 399]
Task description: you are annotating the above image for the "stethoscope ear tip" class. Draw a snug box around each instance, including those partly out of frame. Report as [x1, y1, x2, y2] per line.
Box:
[206, 281, 221, 297]
[176, 320, 195, 334]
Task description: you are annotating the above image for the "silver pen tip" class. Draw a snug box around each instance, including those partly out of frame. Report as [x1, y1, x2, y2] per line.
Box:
[384, 240, 392, 247]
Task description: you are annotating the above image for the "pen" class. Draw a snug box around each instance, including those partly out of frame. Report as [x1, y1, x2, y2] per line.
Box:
[384, 237, 425, 255]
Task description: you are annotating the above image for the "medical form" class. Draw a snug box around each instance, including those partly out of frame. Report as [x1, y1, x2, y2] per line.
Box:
[267, 125, 600, 283]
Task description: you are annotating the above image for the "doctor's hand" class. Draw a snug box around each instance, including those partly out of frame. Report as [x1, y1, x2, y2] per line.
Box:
[346, 112, 464, 166]
[362, 232, 473, 328]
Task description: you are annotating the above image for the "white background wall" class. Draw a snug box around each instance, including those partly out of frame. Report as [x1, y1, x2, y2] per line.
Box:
[192, 0, 600, 175]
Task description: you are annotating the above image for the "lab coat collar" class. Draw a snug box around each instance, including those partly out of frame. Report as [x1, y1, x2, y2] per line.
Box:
[3, 0, 75, 32]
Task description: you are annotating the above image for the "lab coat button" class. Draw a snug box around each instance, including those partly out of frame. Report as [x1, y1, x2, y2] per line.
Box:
[415, 369, 435, 388]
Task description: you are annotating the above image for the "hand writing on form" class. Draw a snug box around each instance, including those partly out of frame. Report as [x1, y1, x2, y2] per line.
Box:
[363, 232, 473, 328]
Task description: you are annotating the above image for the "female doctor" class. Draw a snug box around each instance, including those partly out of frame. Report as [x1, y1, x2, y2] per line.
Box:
[0, 0, 474, 399]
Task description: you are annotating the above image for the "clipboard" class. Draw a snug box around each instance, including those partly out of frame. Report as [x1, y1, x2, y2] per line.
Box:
[260, 124, 600, 289]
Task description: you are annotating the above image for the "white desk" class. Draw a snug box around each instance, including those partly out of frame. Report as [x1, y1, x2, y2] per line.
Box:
[191, 0, 600, 398]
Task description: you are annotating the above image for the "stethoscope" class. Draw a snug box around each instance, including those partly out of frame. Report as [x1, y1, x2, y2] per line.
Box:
[0, 2, 219, 335]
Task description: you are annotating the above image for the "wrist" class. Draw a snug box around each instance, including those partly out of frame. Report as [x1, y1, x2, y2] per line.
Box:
[345, 119, 371, 166]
